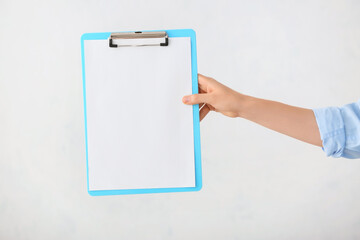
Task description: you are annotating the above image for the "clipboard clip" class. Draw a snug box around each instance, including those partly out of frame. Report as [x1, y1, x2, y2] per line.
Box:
[109, 31, 169, 48]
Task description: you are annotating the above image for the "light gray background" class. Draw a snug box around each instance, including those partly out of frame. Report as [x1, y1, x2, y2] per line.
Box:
[1, 0, 360, 239]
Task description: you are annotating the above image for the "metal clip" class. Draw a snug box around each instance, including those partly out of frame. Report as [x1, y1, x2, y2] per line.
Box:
[109, 31, 169, 48]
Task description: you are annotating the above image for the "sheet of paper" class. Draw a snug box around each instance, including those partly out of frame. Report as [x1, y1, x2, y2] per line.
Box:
[84, 37, 195, 190]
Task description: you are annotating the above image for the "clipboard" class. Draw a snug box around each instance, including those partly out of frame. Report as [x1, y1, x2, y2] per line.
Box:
[81, 29, 202, 196]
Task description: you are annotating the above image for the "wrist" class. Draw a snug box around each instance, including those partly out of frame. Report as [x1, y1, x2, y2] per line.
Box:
[236, 93, 255, 119]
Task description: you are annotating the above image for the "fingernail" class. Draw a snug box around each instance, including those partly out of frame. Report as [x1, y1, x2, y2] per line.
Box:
[183, 96, 190, 103]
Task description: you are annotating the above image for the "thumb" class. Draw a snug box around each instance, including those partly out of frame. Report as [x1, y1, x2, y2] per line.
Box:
[182, 93, 209, 105]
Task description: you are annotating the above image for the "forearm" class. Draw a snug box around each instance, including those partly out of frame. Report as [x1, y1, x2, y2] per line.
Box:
[238, 94, 322, 147]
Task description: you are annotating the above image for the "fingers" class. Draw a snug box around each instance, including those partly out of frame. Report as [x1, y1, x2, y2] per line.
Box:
[198, 73, 212, 92]
[199, 87, 206, 94]
[182, 73, 213, 121]
[198, 73, 210, 84]
[182, 93, 209, 105]
[200, 104, 211, 121]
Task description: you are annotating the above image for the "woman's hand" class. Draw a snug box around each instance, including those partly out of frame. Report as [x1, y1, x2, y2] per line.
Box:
[182, 73, 246, 121]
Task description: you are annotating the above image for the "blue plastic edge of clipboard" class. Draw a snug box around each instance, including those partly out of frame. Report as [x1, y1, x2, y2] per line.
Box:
[81, 29, 202, 196]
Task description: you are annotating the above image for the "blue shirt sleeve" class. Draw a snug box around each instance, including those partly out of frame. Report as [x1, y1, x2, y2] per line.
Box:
[313, 99, 360, 159]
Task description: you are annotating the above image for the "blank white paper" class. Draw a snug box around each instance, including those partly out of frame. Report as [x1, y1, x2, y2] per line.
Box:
[84, 37, 195, 191]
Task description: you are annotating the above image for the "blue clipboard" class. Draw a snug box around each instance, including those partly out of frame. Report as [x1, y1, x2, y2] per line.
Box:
[81, 29, 202, 195]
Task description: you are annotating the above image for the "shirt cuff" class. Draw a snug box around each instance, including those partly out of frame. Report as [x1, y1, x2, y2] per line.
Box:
[313, 107, 346, 158]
